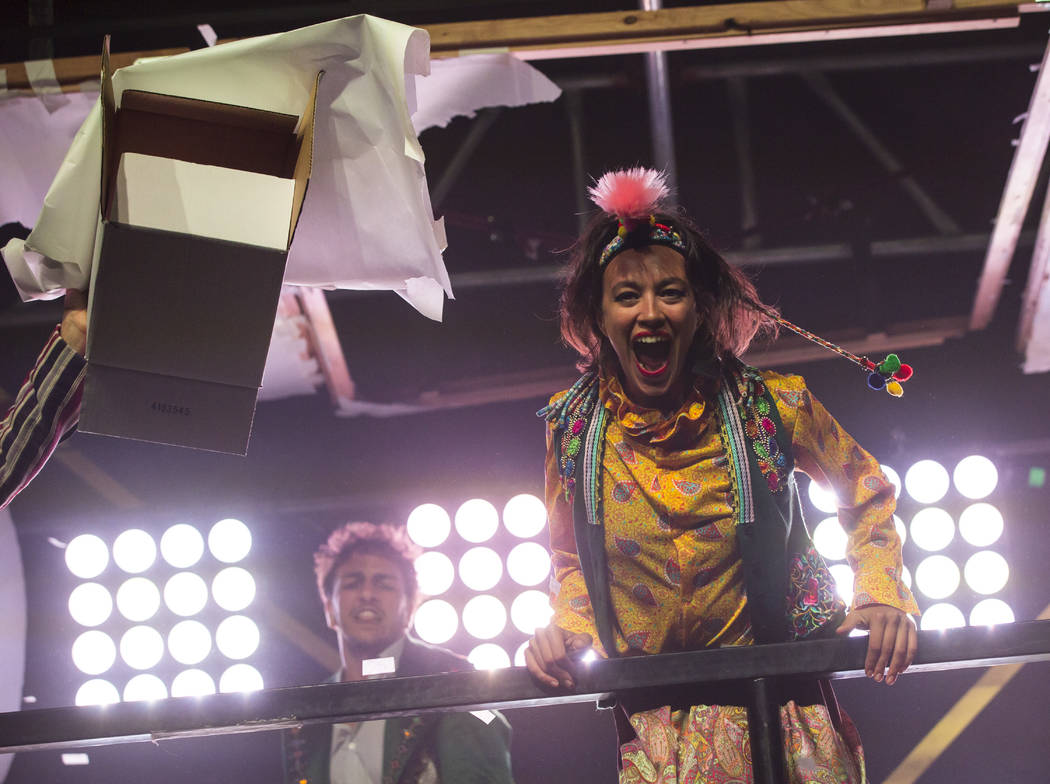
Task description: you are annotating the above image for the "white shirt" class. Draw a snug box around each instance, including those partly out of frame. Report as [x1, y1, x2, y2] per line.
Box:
[329, 638, 406, 784]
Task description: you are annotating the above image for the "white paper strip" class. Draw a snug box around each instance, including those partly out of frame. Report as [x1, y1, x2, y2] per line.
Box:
[362, 656, 397, 677]
[24, 58, 69, 113]
[197, 24, 218, 47]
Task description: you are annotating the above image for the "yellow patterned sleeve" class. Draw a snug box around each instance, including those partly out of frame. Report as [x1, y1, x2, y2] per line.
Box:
[543, 397, 608, 658]
[764, 373, 920, 616]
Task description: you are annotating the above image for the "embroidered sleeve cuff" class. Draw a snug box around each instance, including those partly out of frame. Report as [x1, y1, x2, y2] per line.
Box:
[851, 568, 920, 615]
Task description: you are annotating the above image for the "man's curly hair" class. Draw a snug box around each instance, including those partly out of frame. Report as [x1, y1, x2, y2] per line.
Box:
[314, 522, 421, 608]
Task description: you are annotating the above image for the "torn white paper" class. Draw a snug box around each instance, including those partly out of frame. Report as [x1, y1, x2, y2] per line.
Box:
[197, 24, 218, 47]
[4, 16, 450, 319]
[411, 53, 561, 132]
[25, 58, 70, 113]
[0, 22, 562, 323]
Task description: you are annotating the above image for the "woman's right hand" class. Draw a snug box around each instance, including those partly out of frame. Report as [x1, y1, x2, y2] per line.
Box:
[524, 624, 593, 689]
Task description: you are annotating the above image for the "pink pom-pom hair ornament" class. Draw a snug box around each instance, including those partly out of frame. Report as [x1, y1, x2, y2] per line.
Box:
[588, 167, 670, 232]
[589, 168, 686, 266]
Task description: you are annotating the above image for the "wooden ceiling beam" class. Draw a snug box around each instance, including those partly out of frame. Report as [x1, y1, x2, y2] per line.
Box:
[427, 0, 1029, 59]
[0, 1, 1037, 92]
[972, 35, 1050, 330]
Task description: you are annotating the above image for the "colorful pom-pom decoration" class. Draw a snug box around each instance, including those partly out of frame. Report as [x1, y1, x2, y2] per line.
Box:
[866, 353, 913, 397]
[588, 167, 670, 231]
[878, 354, 902, 375]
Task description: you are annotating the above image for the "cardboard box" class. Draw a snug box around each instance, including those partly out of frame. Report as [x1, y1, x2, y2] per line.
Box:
[79, 38, 321, 454]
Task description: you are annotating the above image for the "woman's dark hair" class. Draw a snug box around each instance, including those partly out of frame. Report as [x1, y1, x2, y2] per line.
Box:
[559, 209, 779, 372]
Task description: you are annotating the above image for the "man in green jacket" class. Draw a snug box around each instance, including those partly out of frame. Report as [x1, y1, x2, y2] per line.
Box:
[283, 522, 515, 784]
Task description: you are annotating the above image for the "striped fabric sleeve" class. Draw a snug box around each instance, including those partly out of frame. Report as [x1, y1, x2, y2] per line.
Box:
[0, 327, 86, 510]
[544, 401, 608, 658]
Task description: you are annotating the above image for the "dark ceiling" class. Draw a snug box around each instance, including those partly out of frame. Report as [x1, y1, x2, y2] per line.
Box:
[1, 2, 1049, 784]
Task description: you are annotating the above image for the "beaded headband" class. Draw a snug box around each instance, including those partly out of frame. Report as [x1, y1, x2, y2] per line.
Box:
[589, 168, 687, 266]
[587, 167, 914, 397]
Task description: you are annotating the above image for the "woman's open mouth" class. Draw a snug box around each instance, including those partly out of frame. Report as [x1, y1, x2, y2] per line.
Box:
[632, 333, 671, 377]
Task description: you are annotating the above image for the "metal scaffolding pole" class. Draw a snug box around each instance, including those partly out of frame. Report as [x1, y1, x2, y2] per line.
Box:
[641, 0, 678, 193]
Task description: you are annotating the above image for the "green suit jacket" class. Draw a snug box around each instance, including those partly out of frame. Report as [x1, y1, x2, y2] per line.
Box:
[282, 637, 514, 784]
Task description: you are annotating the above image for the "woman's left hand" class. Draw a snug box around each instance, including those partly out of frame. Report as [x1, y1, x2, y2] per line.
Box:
[60, 289, 88, 356]
[836, 603, 917, 685]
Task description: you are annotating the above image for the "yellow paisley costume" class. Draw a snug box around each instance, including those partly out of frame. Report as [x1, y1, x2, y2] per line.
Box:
[545, 370, 919, 784]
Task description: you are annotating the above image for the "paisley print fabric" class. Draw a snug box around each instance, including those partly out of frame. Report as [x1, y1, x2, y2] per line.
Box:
[545, 370, 917, 657]
[619, 702, 865, 784]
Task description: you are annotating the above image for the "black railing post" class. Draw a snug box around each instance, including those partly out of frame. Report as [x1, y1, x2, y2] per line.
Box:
[747, 677, 789, 784]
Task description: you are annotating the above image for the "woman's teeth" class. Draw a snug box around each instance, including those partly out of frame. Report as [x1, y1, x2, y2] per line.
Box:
[633, 335, 671, 375]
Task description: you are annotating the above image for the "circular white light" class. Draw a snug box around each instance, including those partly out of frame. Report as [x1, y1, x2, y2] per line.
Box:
[123, 673, 168, 702]
[807, 480, 838, 514]
[462, 595, 507, 640]
[116, 577, 161, 622]
[914, 555, 961, 600]
[171, 669, 216, 698]
[211, 567, 256, 612]
[828, 564, 855, 606]
[112, 529, 157, 574]
[455, 499, 500, 544]
[919, 603, 966, 631]
[168, 620, 212, 665]
[812, 517, 847, 561]
[414, 599, 459, 645]
[414, 551, 455, 596]
[459, 547, 503, 592]
[406, 504, 452, 548]
[506, 542, 551, 587]
[963, 551, 1009, 595]
[503, 494, 547, 538]
[905, 460, 950, 504]
[208, 518, 252, 563]
[75, 679, 119, 706]
[958, 503, 1004, 548]
[216, 615, 260, 660]
[953, 455, 998, 500]
[893, 515, 907, 545]
[72, 630, 116, 675]
[219, 663, 264, 693]
[469, 643, 511, 670]
[969, 598, 1015, 626]
[510, 590, 554, 635]
[160, 524, 205, 568]
[164, 572, 209, 617]
[909, 508, 955, 552]
[514, 640, 530, 667]
[120, 625, 165, 670]
[65, 534, 109, 579]
[68, 583, 113, 627]
[881, 465, 902, 499]
[902, 565, 912, 589]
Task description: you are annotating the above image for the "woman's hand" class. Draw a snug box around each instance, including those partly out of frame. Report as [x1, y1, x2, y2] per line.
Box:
[60, 289, 88, 356]
[836, 603, 917, 685]
[524, 624, 593, 689]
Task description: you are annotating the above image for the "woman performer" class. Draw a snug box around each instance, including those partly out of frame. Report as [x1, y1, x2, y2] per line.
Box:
[524, 169, 918, 783]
